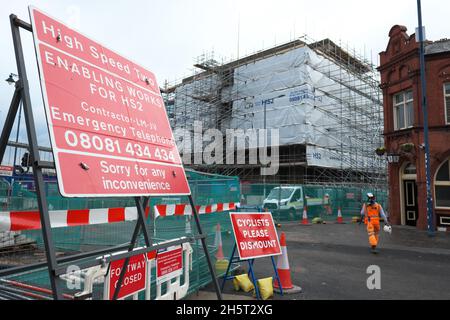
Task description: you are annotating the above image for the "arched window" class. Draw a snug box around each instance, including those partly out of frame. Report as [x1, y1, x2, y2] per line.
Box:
[435, 158, 450, 208]
[404, 163, 416, 175]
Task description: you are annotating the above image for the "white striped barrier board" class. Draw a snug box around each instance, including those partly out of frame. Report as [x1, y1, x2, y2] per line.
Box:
[0, 202, 239, 231]
[154, 202, 237, 217]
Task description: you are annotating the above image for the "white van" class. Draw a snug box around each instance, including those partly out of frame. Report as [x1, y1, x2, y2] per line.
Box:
[262, 186, 329, 215]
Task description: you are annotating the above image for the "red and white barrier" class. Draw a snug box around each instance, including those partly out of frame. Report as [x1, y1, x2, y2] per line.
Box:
[0, 202, 239, 232]
[0, 207, 144, 232]
[153, 202, 238, 218]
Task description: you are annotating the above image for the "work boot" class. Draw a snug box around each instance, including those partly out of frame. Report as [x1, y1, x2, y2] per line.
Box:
[370, 246, 378, 254]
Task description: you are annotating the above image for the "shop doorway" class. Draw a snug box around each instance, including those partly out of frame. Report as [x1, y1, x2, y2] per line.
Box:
[403, 180, 418, 226]
[400, 163, 418, 226]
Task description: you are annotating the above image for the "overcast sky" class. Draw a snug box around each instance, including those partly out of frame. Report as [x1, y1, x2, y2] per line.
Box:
[0, 0, 448, 153]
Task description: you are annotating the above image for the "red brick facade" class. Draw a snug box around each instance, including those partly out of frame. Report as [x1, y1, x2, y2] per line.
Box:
[379, 25, 450, 230]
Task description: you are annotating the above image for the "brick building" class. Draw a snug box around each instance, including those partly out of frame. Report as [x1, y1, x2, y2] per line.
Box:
[379, 25, 450, 230]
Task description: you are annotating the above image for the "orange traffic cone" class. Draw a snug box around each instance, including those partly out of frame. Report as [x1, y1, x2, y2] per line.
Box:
[214, 223, 225, 260]
[274, 232, 302, 294]
[336, 207, 345, 224]
[300, 206, 311, 226]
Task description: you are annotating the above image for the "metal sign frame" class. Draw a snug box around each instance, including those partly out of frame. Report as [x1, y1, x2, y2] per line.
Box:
[0, 13, 222, 300]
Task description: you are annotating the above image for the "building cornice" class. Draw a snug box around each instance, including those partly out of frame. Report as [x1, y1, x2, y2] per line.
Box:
[384, 125, 450, 137]
[378, 48, 419, 72]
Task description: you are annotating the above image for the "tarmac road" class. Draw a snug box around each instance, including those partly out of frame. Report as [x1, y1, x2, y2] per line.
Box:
[198, 222, 450, 300]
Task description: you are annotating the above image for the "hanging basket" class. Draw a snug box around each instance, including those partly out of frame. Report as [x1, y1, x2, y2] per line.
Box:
[375, 147, 386, 156]
[400, 143, 415, 153]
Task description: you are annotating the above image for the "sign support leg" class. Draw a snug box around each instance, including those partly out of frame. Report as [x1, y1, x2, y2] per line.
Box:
[221, 244, 237, 291]
[136, 196, 153, 247]
[112, 197, 151, 300]
[9, 14, 62, 300]
[188, 195, 222, 300]
[247, 259, 260, 300]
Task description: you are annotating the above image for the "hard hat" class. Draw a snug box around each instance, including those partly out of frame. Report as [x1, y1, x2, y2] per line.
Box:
[383, 224, 392, 234]
[367, 192, 374, 198]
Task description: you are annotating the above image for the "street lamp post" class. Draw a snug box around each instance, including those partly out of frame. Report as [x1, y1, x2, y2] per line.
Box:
[416, 0, 435, 236]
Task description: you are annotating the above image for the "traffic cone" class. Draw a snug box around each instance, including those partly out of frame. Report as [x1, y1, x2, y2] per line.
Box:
[300, 206, 311, 226]
[336, 207, 345, 224]
[214, 223, 225, 260]
[274, 232, 302, 294]
[214, 223, 229, 274]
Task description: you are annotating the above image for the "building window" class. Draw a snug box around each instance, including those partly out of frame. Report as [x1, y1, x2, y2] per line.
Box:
[435, 158, 450, 209]
[445, 83, 450, 124]
[404, 163, 417, 175]
[393, 90, 414, 130]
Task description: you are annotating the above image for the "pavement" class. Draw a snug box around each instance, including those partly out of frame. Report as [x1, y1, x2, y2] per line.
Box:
[191, 222, 450, 300]
[186, 291, 254, 300]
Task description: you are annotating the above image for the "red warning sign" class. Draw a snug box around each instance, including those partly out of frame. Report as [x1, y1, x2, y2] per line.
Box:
[107, 253, 147, 300]
[229, 212, 282, 260]
[29, 6, 190, 197]
[156, 246, 183, 284]
[0, 166, 13, 177]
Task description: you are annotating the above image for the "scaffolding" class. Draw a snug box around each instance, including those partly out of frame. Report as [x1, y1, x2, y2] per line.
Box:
[162, 35, 386, 188]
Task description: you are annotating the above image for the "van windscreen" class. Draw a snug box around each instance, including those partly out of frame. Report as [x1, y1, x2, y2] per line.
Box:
[266, 188, 294, 200]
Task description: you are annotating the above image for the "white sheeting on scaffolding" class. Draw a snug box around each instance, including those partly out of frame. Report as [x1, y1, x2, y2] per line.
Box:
[171, 44, 383, 170]
[306, 145, 380, 170]
[228, 46, 376, 151]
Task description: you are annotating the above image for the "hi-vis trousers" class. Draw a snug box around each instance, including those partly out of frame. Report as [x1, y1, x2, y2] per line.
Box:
[367, 220, 380, 248]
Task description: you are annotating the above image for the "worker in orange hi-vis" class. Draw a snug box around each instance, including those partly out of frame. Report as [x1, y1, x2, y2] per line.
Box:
[359, 193, 390, 254]
[323, 193, 332, 215]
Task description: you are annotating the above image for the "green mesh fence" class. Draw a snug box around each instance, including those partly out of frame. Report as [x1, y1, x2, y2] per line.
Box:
[0, 174, 388, 299]
[0, 170, 239, 300]
[240, 183, 388, 222]
[1, 214, 235, 300]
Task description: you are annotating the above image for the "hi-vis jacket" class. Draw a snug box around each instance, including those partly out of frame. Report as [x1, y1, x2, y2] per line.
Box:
[360, 202, 387, 223]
